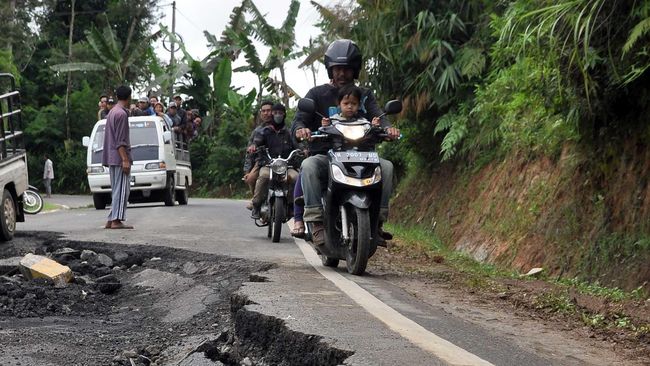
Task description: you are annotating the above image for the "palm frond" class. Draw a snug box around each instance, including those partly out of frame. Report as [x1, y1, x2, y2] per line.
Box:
[623, 17, 650, 54]
[50, 62, 106, 73]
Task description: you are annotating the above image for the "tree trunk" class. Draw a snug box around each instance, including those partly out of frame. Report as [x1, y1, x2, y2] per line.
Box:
[64, 0, 75, 144]
[279, 62, 289, 107]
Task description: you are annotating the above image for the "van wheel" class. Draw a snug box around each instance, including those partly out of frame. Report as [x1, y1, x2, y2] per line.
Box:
[163, 176, 175, 206]
[93, 193, 106, 210]
[1, 189, 17, 242]
[176, 180, 188, 205]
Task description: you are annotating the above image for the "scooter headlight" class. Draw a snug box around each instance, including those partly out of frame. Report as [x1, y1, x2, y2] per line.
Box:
[270, 159, 288, 175]
[335, 124, 370, 140]
[331, 165, 382, 187]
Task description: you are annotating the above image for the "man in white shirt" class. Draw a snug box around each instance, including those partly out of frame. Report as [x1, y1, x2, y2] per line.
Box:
[43, 155, 54, 197]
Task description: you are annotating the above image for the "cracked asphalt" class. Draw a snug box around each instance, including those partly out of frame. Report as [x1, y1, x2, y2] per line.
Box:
[2, 195, 639, 365]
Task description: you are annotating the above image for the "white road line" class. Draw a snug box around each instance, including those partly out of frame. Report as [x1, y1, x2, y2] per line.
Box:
[293, 234, 494, 366]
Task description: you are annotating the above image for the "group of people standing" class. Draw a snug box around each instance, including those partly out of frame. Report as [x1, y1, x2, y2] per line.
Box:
[97, 93, 203, 142]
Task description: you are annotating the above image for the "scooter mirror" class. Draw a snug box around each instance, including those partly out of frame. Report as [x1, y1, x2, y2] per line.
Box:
[384, 100, 402, 115]
[297, 98, 316, 114]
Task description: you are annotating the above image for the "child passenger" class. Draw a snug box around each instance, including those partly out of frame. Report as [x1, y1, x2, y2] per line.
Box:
[321, 84, 381, 126]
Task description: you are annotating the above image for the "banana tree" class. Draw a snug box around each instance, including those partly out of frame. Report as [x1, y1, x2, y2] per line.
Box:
[246, 0, 302, 106]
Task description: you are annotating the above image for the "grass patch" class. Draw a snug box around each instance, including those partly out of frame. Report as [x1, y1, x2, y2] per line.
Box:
[384, 222, 513, 280]
[556, 277, 647, 302]
[42, 202, 60, 212]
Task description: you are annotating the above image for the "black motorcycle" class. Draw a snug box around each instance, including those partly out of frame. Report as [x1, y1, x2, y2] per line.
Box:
[297, 98, 402, 275]
[253, 147, 302, 242]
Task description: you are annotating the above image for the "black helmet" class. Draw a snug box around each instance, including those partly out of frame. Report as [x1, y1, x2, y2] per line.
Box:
[324, 39, 362, 79]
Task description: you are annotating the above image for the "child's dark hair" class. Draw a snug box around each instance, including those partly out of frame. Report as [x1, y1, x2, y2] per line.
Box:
[337, 84, 362, 103]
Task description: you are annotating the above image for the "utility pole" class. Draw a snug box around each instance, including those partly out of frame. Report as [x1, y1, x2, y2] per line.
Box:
[64, 0, 75, 145]
[168, 1, 176, 99]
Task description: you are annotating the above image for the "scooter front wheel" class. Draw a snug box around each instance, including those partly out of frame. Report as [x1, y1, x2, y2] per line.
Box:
[345, 207, 370, 275]
[271, 198, 285, 242]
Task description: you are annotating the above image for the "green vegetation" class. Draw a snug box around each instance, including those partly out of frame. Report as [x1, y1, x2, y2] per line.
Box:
[1, 1, 648, 291]
[384, 223, 513, 280]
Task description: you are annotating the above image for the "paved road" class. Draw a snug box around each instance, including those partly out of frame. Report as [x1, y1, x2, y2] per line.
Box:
[20, 196, 632, 365]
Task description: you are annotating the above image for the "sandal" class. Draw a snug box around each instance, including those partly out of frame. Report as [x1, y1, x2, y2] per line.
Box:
[291, 220, 305, 238]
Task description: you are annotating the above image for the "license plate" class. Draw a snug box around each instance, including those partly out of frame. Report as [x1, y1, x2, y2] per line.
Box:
[130, 176, 135, 186]
[333, 151, 379, 163]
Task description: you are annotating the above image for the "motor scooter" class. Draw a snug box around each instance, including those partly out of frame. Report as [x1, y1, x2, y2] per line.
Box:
[253, 147, 302, 242]
[297, 98, 402, 275]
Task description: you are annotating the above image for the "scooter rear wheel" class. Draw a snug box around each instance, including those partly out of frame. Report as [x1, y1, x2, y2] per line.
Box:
[345, 207, 370, 275]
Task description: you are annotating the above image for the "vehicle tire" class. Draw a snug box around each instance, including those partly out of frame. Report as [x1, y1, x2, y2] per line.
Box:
[0, 189, 17, 242]
[163, 175, 175, 206]
[345, 206, 370, 275]
[321, 255, 339, 268]
[93, 193, 106, 210]
[272, 198, 285, 242]
[176, 180, 188, 205]
[23, 189, 43, 214]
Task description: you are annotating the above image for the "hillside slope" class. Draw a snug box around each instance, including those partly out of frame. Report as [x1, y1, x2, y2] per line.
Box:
[391, 138, 650, 291]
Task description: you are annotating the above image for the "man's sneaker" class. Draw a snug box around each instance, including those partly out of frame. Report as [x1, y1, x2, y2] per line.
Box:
[251, 207, 261, 219]
[245, 202, 253, 210]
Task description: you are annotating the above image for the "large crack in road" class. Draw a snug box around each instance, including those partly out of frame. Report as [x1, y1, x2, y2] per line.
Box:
[0, 233, 353, 365]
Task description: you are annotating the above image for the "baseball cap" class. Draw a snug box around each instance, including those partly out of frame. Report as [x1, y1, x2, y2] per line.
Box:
[168, 101, 177, 108]
[107, 98, 115, 104]
[138, 97, 148, 103]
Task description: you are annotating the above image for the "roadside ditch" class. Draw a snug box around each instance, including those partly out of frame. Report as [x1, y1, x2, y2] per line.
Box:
[0, 232, 352, 366]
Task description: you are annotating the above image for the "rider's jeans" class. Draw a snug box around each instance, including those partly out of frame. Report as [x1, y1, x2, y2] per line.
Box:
[301, 154, 393, 223]
[252, 167, 299, 207]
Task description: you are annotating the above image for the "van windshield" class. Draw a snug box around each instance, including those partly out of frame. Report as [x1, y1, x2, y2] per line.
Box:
[90, 121, 159, 164]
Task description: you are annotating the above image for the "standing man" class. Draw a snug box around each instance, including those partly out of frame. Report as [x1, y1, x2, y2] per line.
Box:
[43, 155, 54, 198]
[102, 85, 134, 230]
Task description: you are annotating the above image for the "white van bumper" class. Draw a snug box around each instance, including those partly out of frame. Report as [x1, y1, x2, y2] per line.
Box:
[88, 171, 168, 193]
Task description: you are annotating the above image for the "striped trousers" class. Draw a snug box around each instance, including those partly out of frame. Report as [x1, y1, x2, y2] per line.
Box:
[108, 165, 130, 221]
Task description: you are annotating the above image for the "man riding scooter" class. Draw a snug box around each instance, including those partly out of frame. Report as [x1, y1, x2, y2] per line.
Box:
[292, 39, 400, 250]
[251, 103, 299, 219]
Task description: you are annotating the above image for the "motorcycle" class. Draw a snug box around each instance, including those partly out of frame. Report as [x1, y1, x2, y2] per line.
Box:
[297, 98, 402, 275]
[253, 147, 303, 242]
[23, 185, 44, 215]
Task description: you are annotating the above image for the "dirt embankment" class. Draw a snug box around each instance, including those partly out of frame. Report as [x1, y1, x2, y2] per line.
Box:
[391, 138, 650, 291]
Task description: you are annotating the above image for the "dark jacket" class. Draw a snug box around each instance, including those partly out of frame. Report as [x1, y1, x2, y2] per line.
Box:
[291, 83, 389, 154]
[253, 124, 296, 161]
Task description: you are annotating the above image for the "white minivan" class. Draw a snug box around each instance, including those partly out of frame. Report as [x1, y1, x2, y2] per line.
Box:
[82, 116, 192, 209]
